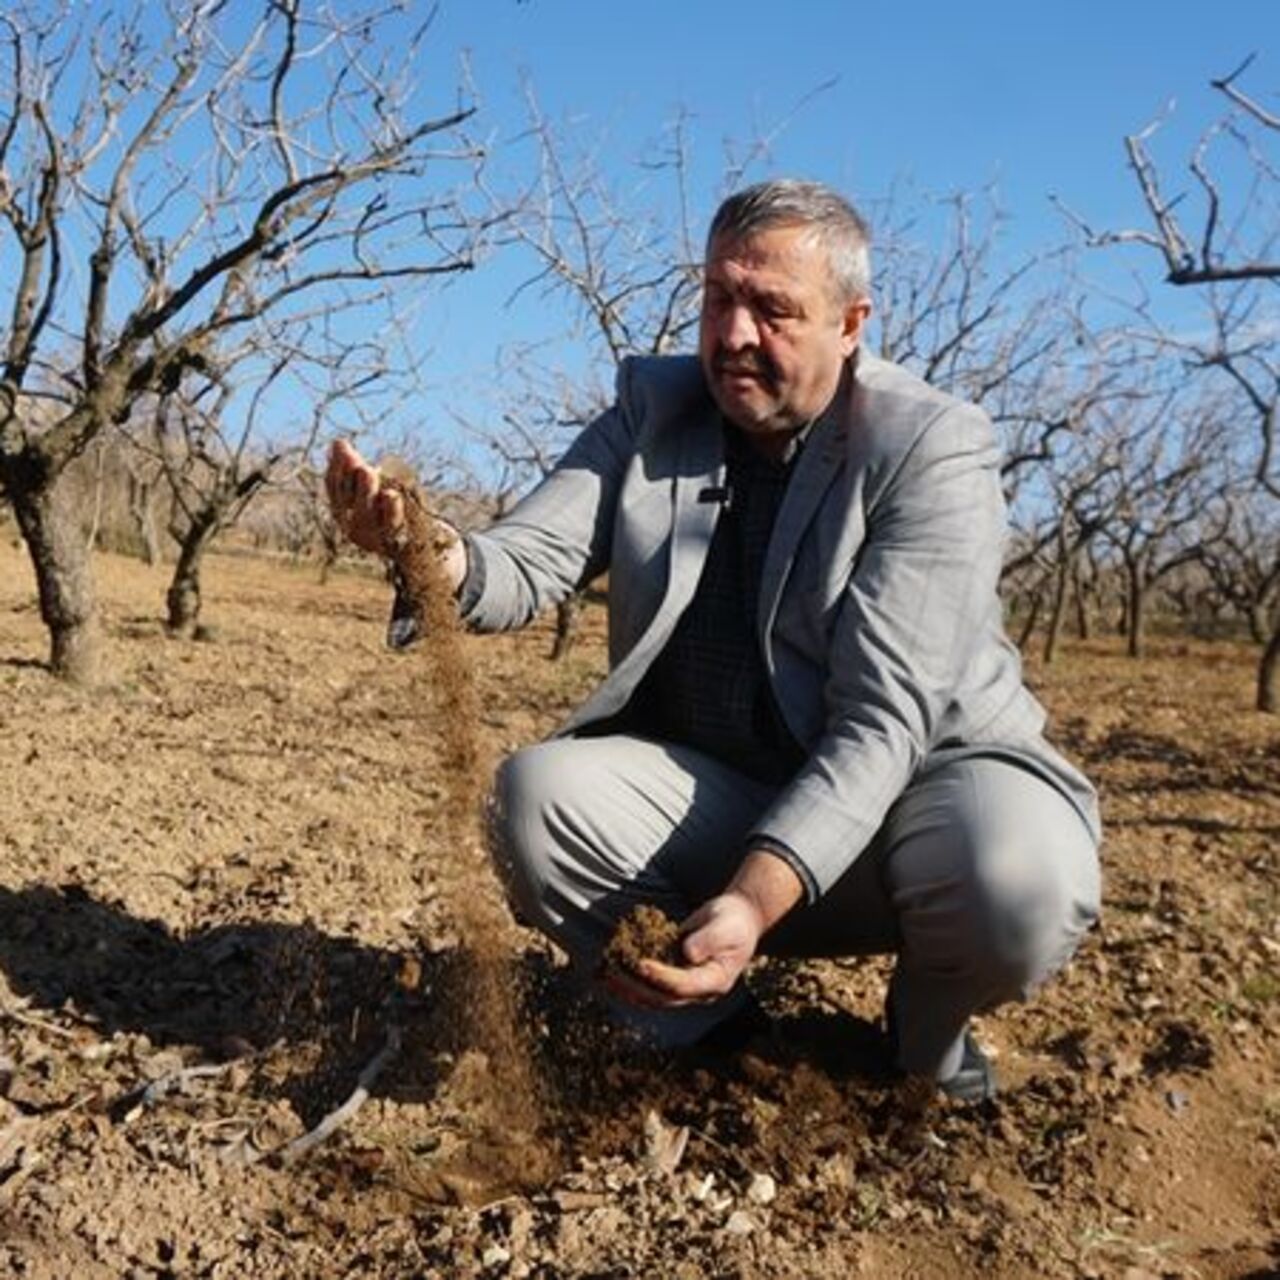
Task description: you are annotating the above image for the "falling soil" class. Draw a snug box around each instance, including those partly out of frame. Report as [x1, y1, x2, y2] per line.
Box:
[377, 478, 556, 1197]
[604, 904, 685, 975]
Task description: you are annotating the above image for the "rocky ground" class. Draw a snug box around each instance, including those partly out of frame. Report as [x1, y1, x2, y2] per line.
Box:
[0, 536, 1276, 1278]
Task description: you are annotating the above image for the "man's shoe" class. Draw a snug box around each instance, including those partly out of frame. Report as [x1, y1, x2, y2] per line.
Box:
[938, 1029, 998, 1103]
[886, 1004, 998, 1102]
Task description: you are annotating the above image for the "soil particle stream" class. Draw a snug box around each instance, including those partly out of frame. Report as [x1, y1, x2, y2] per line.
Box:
[383, 479, 557, 1197]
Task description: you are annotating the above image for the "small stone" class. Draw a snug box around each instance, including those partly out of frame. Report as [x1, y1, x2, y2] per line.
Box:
[481, 1244, 511, 1268]
[746, 1173, 777, 1205]
[723, 1210, 756, 1235]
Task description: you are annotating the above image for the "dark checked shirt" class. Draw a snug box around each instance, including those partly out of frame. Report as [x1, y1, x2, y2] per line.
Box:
[628, 420, 808, 787]
[394, 420, 810, 785]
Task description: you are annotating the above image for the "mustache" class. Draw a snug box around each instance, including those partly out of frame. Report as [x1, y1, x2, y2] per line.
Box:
[713, 349, 779, 386]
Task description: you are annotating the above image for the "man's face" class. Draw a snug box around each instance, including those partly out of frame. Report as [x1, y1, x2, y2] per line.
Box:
[698, 224, 870, 439]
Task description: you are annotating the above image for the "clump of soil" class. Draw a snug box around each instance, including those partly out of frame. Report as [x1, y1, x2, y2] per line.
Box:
[605, 905, 685, 975]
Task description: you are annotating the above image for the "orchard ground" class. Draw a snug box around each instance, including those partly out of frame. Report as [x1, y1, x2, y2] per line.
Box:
[0, 536, 1276, 1278]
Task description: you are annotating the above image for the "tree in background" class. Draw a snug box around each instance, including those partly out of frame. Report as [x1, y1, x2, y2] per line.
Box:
[1066, 54, 1280, 707]
[0, 0, 480, 680]
[461, 92, 709, 657]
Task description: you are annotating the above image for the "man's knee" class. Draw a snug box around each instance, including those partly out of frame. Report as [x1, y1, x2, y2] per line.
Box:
[486, 743, 561, 927]
[892, 765, 1101, 995]
[966, 835, 1100, 993]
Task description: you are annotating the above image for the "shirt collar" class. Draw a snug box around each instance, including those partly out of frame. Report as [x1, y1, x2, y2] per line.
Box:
[721, 351, 858, 469]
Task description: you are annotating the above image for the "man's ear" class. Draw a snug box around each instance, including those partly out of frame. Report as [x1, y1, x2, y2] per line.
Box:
[840, 298, 872, 356]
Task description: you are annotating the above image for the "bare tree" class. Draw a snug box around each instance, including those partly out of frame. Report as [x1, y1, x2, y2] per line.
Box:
[1057, 54, 1279, 285]
[140, 349, 392, 635]
[1099, 292, 1280, 698]
[1066, 55, 1280, 706]
[998, 386, 1121, 660]
[1201, 493, 1280, 642]
[874, 189, 1077, 479]
[460, 92, 711, 657]
[474, 364, 601, 658]
[1094, 387, 1230, 658]
[0, 1, 480, 680]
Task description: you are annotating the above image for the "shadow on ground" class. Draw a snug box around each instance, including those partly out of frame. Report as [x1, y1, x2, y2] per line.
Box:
[0, 883, 898, 1139]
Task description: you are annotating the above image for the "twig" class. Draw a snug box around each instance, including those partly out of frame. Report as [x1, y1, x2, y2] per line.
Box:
[275, 1025, 402, 1166]
[109, 1062, 237, 1124]
[0, 998, 79, 1041]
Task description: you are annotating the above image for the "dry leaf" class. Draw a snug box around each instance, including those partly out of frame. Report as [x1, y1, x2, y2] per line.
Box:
[642, 1108, 689, 1176]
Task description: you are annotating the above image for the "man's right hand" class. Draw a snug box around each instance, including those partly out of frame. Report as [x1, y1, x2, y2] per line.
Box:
[325, 439, 406, 555]
[326, 439, 469, 594]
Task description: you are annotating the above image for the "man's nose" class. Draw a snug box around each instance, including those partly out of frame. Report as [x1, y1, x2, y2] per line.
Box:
[717, 301, 759, 350]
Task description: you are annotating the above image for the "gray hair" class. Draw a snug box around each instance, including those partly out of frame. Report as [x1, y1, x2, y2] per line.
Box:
[707, 179, 872, 304]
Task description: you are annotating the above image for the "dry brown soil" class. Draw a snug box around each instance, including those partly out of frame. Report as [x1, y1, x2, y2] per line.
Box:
[604, 907, 685, 977]
[0, 536, 1277, 1279]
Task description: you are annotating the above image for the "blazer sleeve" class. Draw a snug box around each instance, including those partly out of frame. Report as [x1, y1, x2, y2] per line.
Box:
[751, 401, 1006, 896]
[460, 363, 641, 633]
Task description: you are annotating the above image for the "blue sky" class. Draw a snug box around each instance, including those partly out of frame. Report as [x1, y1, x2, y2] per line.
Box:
[27, 2, 1274, 471]
[400, 0, 1277, 459]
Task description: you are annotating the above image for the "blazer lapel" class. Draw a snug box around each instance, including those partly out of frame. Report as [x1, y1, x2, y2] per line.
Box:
[664, 420, 726, 618]
[757, 379, 852, 647]
[559, 407, 725, 734]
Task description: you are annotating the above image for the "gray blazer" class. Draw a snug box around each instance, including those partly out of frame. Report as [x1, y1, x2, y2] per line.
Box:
[464, 353, 1099, 895]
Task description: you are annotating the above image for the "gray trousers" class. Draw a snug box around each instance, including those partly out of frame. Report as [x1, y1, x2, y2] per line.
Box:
[487, 734, 1100, 1080]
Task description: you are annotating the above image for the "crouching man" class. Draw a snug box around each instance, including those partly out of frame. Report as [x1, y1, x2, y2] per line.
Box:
[327, 179, 1101, 1101]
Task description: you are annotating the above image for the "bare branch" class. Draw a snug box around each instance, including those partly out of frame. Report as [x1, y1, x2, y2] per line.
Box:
[1212, 53, 1280, 130]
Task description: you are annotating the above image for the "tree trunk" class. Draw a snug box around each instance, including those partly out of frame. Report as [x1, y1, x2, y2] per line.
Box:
[1042, 544, 1073, 666]
[166, 517, 218, 637]
[1072, 561, 1092, 640]
[1016, 589, 1044, 652]
[1248, 603, 1269, 647]
[7, 458, 100, 683]
[1258, 620, 1280, 713]
[1127, 566, 1146, 659]
[550, 592, 581, 661]
[84, 439, 106, 553]
[127, 469, 160, 565]
[317, 526, 340, 585]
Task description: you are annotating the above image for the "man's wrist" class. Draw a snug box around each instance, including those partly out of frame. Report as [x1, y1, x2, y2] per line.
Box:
[725, 847, 805, 935]
[743, 835, 819, 905]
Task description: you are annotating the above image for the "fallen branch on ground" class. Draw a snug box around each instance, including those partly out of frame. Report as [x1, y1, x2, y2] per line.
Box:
[271, 1025, 402, 1167]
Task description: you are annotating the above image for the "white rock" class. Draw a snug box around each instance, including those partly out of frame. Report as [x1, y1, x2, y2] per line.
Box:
[746, 1173, 777, 1205]
[481, 1244, 510, 1268]
[723, 1210, 756, 1236]
[691, 1173, 716, 1202]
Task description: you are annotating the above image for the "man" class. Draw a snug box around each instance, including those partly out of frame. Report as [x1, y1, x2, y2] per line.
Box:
[327, 180, 1101, 1101]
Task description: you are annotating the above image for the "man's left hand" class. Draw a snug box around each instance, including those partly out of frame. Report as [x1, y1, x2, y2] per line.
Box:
[626, 892, 765, 1007]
